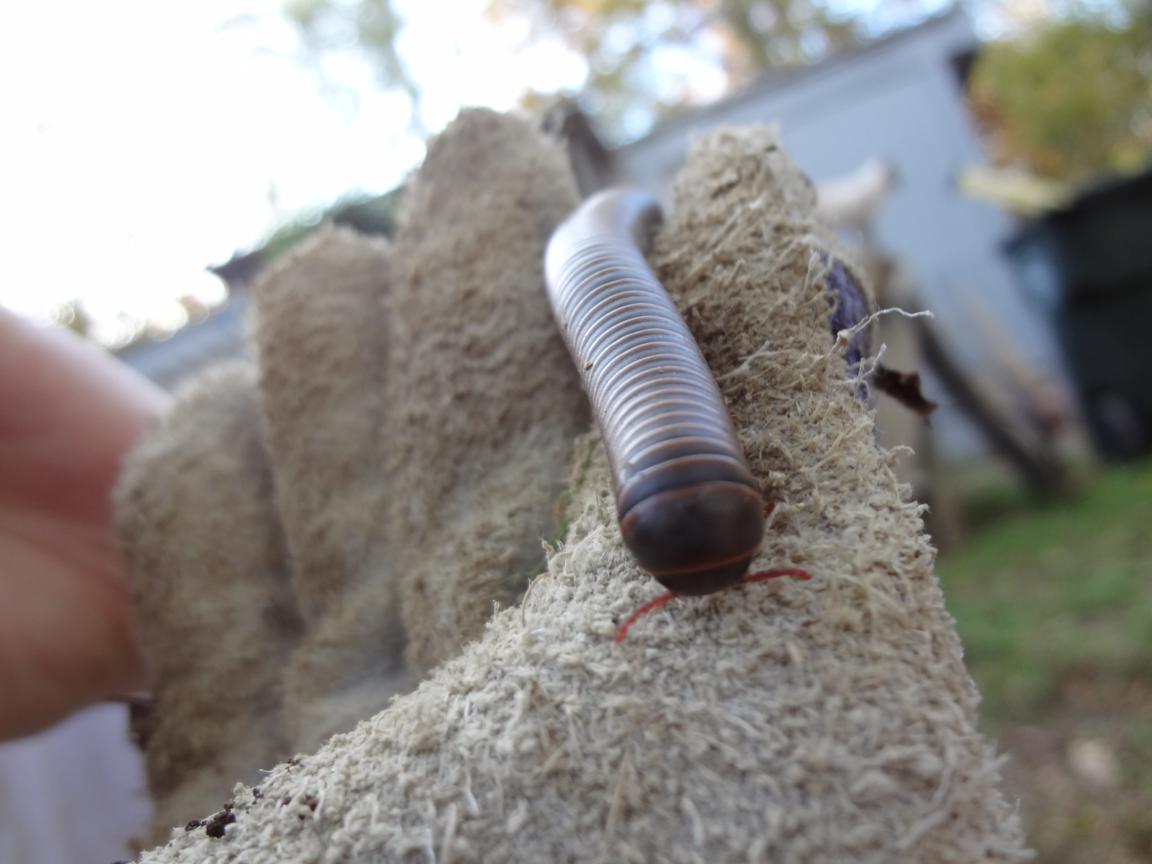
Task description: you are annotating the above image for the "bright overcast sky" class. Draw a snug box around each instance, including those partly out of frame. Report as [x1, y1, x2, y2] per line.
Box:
[0, 0, 587, 345]
[2, 0, 1020, 346]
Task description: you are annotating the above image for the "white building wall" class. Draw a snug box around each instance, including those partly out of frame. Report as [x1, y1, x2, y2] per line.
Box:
[613, 9, 1062, 457]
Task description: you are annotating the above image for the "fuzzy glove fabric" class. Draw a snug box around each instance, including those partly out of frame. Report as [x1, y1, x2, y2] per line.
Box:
[116, 108, 1028, 862]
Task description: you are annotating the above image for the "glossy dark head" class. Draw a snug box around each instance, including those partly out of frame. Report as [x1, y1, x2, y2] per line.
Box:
[618, 481, 765, 595]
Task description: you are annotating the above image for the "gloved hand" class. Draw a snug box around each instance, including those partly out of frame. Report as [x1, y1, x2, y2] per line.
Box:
[117, 109, 1028, 863]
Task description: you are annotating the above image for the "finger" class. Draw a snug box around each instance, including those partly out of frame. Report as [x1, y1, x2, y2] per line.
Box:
[0, 306, 169, 524]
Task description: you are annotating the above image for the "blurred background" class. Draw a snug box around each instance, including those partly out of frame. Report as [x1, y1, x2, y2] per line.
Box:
[1, 1, 1149, 861]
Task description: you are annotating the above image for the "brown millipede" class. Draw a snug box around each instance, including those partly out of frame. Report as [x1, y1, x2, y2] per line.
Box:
[545, 188, 810, 623]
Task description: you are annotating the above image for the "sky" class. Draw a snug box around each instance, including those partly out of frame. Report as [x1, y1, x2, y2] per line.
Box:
[0, 0, 586, 345]
[1, 0, 1040, 347]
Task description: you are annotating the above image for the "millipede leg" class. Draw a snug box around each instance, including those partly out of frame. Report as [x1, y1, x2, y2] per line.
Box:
[614, 568, 811, 642]
[742, 568, 811, 585]
[613, 591, 679, 643]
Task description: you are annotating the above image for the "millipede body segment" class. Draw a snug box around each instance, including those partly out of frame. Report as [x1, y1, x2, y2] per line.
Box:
[545, 188, 766, 595]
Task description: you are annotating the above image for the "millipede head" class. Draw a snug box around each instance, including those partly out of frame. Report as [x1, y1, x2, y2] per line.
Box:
[619, 481, 765, 595]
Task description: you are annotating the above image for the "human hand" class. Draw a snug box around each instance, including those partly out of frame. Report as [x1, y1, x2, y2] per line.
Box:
[0, 307, 167, 739]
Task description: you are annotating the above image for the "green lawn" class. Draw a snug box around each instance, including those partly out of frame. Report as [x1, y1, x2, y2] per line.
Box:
[937, 458, 1152, 718]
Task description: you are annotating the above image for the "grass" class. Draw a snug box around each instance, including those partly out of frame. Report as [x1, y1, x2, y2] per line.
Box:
[937, 457, 1152, 718]
[937, 459, 1152, 862]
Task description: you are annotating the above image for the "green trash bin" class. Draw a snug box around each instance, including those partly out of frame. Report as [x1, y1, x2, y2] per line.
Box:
[1004, 166, 1152, 460]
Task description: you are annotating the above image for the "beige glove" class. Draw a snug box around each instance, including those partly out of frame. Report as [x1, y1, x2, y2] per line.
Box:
[117, 109, 1028, 862]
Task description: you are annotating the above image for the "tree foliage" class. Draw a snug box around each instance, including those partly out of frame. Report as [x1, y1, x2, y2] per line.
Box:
[969, 3, 1152, 184]
[499, 0, 861, 136]
[283, 0, 423, 130]
[282, 0, 867, 141]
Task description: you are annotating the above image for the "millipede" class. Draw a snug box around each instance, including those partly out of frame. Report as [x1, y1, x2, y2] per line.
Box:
[544, 188, 810, 639]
